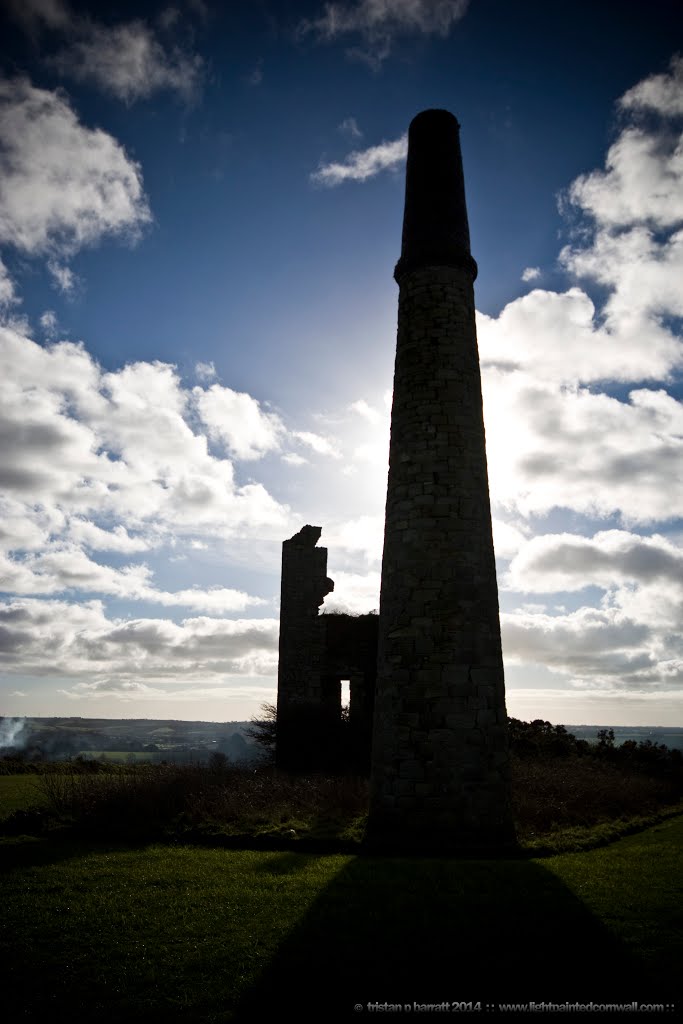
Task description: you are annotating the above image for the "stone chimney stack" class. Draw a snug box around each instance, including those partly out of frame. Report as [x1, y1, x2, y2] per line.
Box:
[367, 110, 515, 850]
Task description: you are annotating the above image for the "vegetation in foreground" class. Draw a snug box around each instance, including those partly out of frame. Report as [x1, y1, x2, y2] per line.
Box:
[1, 718, 680, 853]
[1, 817, 680, 1021]
[1, 719, 680, 1020]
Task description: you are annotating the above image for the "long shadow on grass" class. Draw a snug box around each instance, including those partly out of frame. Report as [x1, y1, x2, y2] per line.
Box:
[0, 831, 153, 872]
[235, 853, 666, 1021]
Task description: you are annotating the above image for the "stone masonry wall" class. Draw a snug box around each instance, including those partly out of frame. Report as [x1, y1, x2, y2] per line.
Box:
[368, 264, 515, 848]
[276, 525, 334, 769]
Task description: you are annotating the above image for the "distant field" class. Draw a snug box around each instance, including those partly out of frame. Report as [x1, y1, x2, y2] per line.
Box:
[79, 750, 162, 762]
[0, 776, 47, 819]
[0, 816, 680, 1021]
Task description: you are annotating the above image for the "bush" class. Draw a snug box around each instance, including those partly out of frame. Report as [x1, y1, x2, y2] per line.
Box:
[5, 718, 681, 847]
[32, 761, 369, 840]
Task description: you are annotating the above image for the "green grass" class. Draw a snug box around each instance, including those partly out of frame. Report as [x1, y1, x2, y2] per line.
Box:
[0, 775, 47, 820]
[546, 816, 683, 987]
[1, 817, 680, 1022]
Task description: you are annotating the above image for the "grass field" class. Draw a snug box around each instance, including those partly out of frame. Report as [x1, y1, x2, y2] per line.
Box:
[1, 815, 680, 1022]
[0, 775, 47, 819]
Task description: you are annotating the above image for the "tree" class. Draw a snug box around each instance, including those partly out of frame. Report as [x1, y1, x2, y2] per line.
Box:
[246, 703, 277, 758]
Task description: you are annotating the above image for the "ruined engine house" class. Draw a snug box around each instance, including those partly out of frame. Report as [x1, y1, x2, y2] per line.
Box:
[275, 525, 377, 772]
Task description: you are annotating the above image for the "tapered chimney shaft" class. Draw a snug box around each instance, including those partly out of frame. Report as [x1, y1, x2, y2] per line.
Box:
[395, 109, 477, 284]
[367, 109, 515, 852]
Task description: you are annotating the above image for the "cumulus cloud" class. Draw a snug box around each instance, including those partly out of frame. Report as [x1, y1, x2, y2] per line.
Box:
[483, 374, 683, 523]
[328, 514, 384, 562]
[469, 57, 683, 708]
[66, 519, 153, 554]
[561, 227, 683, 336]
[497, 525, 683, 696]
[322, 570, 380, 614]
[0, 599, 279, 690]
[507, 530, 683, 594]
[311, 133, 407, 186]
[619, 53, 683, 116]
[491, 518, 528, 560]
[298, 0, 470, 67]
[477, 285, 682, 384]
[0, 77, 151, 281]
[565, 127, 683, 230]
[1, 545, 265, 613]
[8, 0, 203, 104]
[478, 57, 683, 535]
[501, 605, 663, 689]
[349, 398, 382, 423]
[47, 259, 77, 295]
[0, 323, 291, 573]
[521, 266, 540, 282]
[293, 430, 342, 458]
[0, 256, 17, 307]
[195, 384, 285, 460]
[39, 310, 58, 336]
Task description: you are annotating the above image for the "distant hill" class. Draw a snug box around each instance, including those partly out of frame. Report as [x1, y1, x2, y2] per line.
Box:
[2, 717, 682, 761]
[0, 717, 260, 763]
[563, 724, 683, 752]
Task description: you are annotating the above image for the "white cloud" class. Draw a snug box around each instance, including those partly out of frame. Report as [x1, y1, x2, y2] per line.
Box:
[506, 530, 683, 595]
[478, 61, 683, 530]
[0, 500, 54, 553]
[9, 0, 203, 104]
[328, 514, 384, 562]
[66, 519, 153, 554]
[39, 310, 58, 336]
[561, 227, 683, 331]
[469, 59, 683, 709]
[0, 599, 279, 688]
[521, 266, 540, 282]
[338, 116, 362, 139]
[298, 0, 470, 67]
[498, 527, 683, 698]
[293, 430, 342, 458]
[281, 452, 308, 467]
[478, 286, 682, 385]
[491, 518, 528, 560]
[311, 133, 407, 186]
[194, 360, 216, 381]
[565, 128, 683, 230]
[322, 570, 380, 614]
[0, 324, 291, 556]
[1, 544, 265, 614]
[0, 256, 17, 307]
[620, 53, 683, 116]
[47, 258, 77, 295]
[52, 21, 203, 104]
[501, 600, 682, 694]
[483, 373, 683, 523]
[349, 398, 381, 423]
[195, 384, 285, 460]
[0, 77, 151, 261]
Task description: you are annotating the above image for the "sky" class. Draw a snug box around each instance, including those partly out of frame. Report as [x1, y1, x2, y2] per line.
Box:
[0, 0, 682, 728]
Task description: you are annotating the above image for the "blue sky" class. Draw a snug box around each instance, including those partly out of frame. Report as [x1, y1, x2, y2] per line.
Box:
[1, 0, 682, 727]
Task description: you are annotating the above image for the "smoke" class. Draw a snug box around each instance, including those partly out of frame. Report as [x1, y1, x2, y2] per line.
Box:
[0, 717, 27, 750]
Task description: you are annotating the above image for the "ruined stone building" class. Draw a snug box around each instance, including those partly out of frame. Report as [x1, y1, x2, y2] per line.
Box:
[276, 525, 377, 772]
[276, 110, 515, 850]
